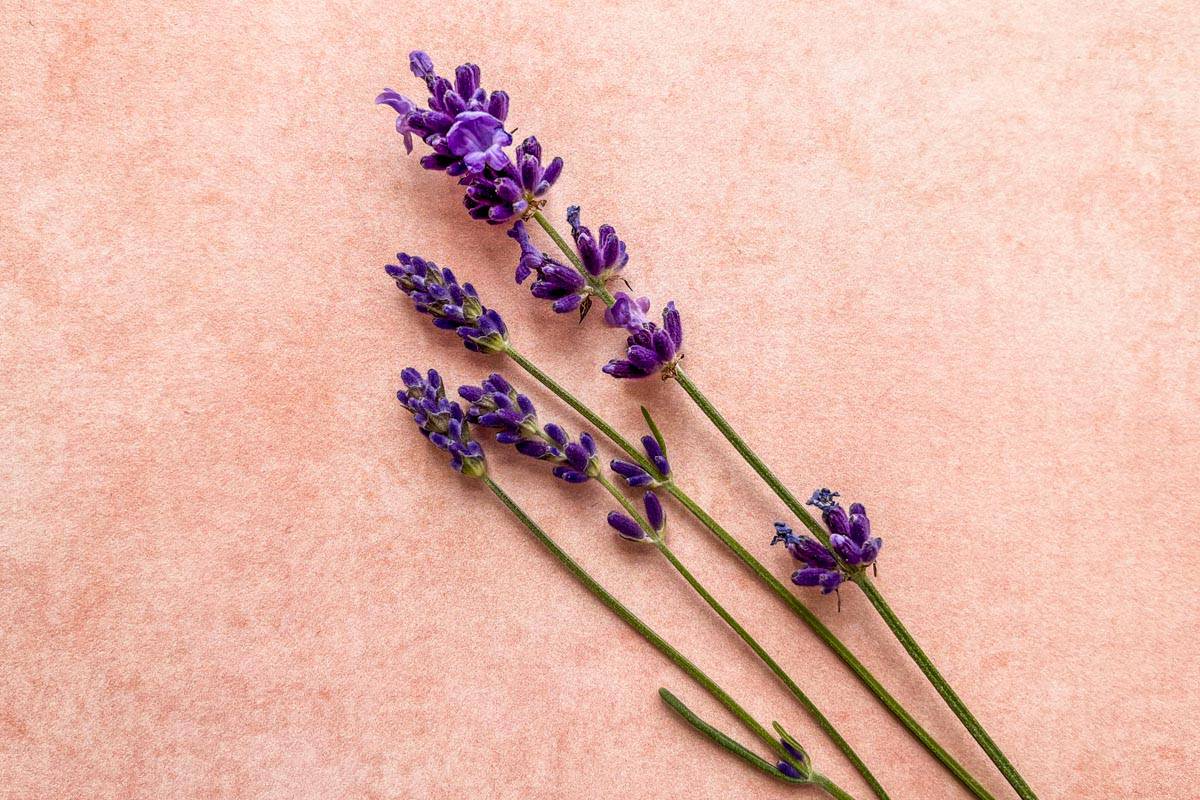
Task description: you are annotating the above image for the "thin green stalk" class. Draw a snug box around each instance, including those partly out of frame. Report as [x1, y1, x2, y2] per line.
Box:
[855, 575, 1038, 800]
[814, 773, 859, 800]
[596, 473, 889, 800]
[672, 365, 1038, 800]
[503, 343, 996, 800]
[481, 476, 798, 775]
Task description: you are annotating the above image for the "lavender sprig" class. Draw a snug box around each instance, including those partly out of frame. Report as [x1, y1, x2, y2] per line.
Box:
[396, 368, 486, 477]
[377, 51, 562, 224]
[460, 373, 598, 483]
[385, 253, 508, 354]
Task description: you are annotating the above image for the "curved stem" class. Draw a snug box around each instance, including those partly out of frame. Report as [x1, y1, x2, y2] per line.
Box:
[594, 472, 887, 800]
[656, 542, 891, 800]
[672, 365, 1037, 800]
[503, 345, 996, 800]
[482, 476, 783, 760]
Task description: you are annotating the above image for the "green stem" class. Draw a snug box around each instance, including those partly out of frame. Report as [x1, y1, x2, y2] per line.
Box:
[672, 365, 1037, 800]
[481, 476, 785, 763]
[595, 474, 889, 800]
[504, 344, 996, 800]
[855, 575, 1038, 800]
[814, 773, 859, 800]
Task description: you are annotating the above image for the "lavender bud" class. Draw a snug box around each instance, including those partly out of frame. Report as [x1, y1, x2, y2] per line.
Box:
[607, 511, 646, 542]
[643, 491, 665, 532]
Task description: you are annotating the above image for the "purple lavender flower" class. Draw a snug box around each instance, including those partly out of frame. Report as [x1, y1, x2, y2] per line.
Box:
[771, 522, 844, 594]
[460, 374, 598, 484]
[566, 206, 628, 280]
[465, 137, 563, 224]
[602, 302, 684, 379]
[506, 222, 587, 313]
[397, 368, 486, 476]
[807, 489, 884, 568]
[610, 435, 671, 487]
[377, 51, 562, 223]
[606, 491, 664, 542]
[604, 292, 651, 330]
[385, 253, 508, 354]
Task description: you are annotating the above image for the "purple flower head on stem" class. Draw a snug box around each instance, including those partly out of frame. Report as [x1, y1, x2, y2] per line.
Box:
[806, 489, 884, 568]
[447, 111, 512, 173]
[385, 253, 508, 354]
[377, 51, 563, 223]
[608, 492, 663, 543]
[771, 522, 843, 594]
[460, 374, 598, 484]
[466, 137, 563, 224]
[566, 205, 628, 280]
[397, 368, 486, 476]
[610, 434, 671, 487]
[506, 222, 587, 313]
[602, 302, 684, 380]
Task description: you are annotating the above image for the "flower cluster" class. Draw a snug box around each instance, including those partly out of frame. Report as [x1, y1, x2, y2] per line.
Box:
[610, 435, 671, 487]
[607, 491, 665, 542]
[385, 253, 508, 354]
[460, 373, 599, 483]
[602, 296, 684, 379]
[397, 368, 486, 476]
[507, 222, 587, 314]
[567, 206, 629, 283]
[771, 489, 883, 595]
[377, 51, 562, 224]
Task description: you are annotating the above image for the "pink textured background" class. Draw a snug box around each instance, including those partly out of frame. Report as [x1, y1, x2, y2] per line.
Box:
[2, 2, 1198, 798]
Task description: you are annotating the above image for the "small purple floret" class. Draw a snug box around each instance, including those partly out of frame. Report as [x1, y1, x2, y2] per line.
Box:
[602, 301, 685, 380]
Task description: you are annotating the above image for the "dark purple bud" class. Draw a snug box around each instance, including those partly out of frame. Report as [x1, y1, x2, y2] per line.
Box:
[641, 435, 670, 476]
[564, 442, 591, 472]
[580, 433, 596, 456]
[607, 511, 646, 541]
[823, 505, 850, 537]
[611, 459, 653, 487]
[830, 534, 863, 565]
[651, 329, 676, 363]
[627, 345, 660, 371]
[781, 739, 806, 763]
[818, 571, 844, 594]
[515, 440, 551, 459]
[457, 385, 484, 402]
[544, 423, 568, 446]
[553, 466, 591, 484]
[777, 761, 804, 780]
[858, 538, 883, 563]
[663, 302, 683, 348]
[848, 505, 870, 545]
[643, 492, 664, 532]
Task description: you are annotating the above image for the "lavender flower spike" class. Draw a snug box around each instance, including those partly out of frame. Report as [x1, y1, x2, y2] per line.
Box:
[507, 222, 587, 313]
[460, 374, 598, 484]
[377, 51, 563, 224]
[610, 434, 671, 487]
[385, 253, 508, 354]
[602, 301, 684, 380]
[466, 137, 563, 224]
[807, 489, 884, 568]
[397, 368, 486, 477]
[566, 205, 628, 280]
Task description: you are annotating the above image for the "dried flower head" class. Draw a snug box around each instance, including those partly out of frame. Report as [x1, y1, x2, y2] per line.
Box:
[602, 300, 684, 379]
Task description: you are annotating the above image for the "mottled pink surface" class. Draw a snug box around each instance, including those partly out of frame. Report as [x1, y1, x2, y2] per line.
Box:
[2, 2, 1198, 798]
